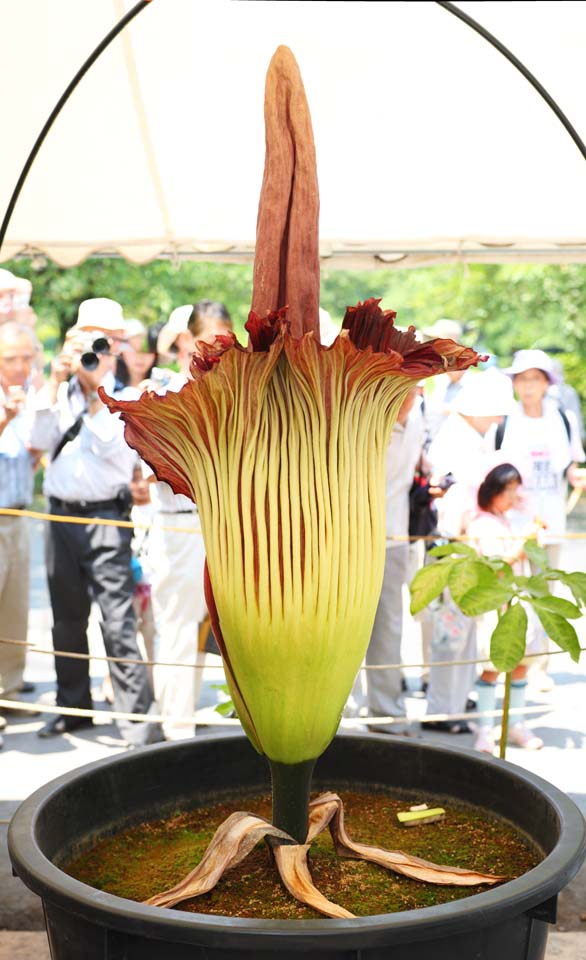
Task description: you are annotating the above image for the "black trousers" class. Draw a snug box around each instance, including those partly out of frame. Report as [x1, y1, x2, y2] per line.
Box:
[45, 499, 162, 745]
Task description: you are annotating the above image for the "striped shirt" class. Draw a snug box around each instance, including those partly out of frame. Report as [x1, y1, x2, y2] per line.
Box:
[0, 385, 34, 509]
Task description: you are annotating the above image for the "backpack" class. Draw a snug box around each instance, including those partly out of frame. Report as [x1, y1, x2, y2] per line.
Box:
[495, 407, 571, 451]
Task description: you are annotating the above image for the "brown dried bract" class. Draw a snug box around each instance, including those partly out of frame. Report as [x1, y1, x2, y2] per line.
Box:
[308, 793, 506, 887]
[144, 812, 290, 909]
[145, 794, 504, 916]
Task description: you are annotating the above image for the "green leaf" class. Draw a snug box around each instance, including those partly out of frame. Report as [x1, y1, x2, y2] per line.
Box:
[530, 596, 582, 619]
[410, 561, 454, 614]
[448, 561, 513, 617]
[523, 539, 550, 570]
[214, 700, 237, 718]
[556, 572, 586, 608]
[489, 560, 514, 585]
[522, 575, 552, 598]
[490, 603, 528, 672]
[428, 542, 477, 559]
[532, 609, 581, 662]
[456, 586, 515, 617]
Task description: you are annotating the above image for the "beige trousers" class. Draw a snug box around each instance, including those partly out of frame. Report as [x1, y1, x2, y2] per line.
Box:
[147, 513, 207, 740]
[0, 515, 30, 695]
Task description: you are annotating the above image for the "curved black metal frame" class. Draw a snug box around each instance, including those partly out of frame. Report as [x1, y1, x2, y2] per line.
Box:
[0, 0, 585, 258]
[0, 0, 151, 254]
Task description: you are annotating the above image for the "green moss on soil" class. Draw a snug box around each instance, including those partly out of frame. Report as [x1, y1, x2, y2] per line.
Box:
[64, 789, 542, 919]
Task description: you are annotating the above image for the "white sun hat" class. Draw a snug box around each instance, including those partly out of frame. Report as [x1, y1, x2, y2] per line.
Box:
[74, 297, 125, 333]
[420, 318, 463, 341]
[504, 348, 557, 383]
[124, 318, 147, 341]
[0, 268, 17, 293]
[452, 369, 514, 417]
[156, 304, 194, 355]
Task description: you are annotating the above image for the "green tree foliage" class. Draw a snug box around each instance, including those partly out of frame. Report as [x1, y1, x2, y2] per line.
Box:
[4, 258, 586, 411]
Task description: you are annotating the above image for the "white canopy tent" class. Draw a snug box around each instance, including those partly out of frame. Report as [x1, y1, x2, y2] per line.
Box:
[2, 0, 586, 268]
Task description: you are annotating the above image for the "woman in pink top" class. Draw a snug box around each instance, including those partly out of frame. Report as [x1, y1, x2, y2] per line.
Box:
[467, 463, 544, 754]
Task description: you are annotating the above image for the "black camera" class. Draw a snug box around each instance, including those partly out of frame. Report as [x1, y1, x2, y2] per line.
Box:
[80, 337, 114, 370]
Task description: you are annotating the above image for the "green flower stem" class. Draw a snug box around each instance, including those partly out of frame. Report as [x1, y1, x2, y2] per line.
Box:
[269, 758, 317, 843]
[500, 671, 512, 760]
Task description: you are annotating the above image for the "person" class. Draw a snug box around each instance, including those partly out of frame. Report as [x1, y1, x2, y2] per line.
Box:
[423, 370, 514, 733]
[428, 367, 514, 538]
[548, 358, 584, 444]
[467, 463, 544, 753]
[144, 300, 232, 740]
[29, 298, 161, 745]
[0, 322, 42, 747]
[363, 388, 427, 734]
[420, 319, 474, 440]
[0, 269, 18, 322]
[116, 319, 159, 389]
[498, 349, 586, 689]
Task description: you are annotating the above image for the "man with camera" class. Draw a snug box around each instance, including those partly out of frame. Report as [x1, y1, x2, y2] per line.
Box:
[30, 298, 161, 746]
[0, 321, 42, 747]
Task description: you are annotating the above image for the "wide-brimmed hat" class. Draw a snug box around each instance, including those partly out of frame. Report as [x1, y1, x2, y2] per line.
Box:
[504, 348, 556, 383]
[156, 304, 193, 355]
[123, 318, 147, 342]
[74, 297, 125, 333]
[452, 370, 514, 417]
[0, 268, 17, 293]
[420, 318, 463, 341]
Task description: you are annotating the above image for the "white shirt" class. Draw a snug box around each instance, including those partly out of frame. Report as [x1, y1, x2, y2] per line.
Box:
[143, 372, 197, 514]
[428, 412, 499, 537]
[385, 404, 425, 547]
[498, 399, 584, 543]
[424, 370, 474, 441]
[0, 382, 36, 508]
[30, 371, 137, 501]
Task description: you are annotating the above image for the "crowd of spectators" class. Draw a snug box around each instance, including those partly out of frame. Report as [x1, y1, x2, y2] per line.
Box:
[0, 273, 585, 753]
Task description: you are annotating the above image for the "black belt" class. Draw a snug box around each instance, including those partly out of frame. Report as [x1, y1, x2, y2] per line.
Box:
[49, 496, 125, 515]
[159, 509, 196, 515]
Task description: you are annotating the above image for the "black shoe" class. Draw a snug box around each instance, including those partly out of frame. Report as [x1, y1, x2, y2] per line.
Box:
[38, 715, 94, 738]
[19, 681, 36, 694]
[423, 720, 472, 735]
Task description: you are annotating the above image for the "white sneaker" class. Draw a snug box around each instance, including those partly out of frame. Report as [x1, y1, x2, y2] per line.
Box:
[473, 728, 495, 754]
[508, 723, 544, 750]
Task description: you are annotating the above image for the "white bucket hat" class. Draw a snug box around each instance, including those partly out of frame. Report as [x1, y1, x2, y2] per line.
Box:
[74, 297, 125, 333]
[504, 348, 556, 383]
[420, 318, 463, 341]
[452, 370, 514, 417]
[157, 304, 193, 355]
[124, 318, 147, 341]
[0, 268, 18, 293]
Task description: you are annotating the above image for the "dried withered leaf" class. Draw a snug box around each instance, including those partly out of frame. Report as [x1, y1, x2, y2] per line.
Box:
[308, 793, 506, 887]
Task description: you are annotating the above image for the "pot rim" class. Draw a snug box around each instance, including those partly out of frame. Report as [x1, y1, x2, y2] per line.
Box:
[8, 734, 586, 950]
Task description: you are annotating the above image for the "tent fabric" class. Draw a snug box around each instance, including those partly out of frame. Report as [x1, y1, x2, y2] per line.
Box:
[2, 0, 586, 268]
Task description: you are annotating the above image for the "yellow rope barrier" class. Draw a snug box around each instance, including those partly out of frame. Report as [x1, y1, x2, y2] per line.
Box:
[2, 506, 585, 540]
[1, 636, 583, 672]
[0, 696, 551, 728]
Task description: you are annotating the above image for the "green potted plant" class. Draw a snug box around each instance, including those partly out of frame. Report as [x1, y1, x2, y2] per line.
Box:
[8, 46, 586, 960]
[410, 536, 585, 758]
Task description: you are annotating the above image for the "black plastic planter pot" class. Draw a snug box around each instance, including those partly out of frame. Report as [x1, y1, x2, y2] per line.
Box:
[8, 734, 586, 960]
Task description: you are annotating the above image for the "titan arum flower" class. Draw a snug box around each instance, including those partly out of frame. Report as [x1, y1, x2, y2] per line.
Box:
[101, 47, 496, 916]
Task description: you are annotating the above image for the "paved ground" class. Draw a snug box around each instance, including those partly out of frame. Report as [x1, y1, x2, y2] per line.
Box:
[1, 514, 585, 956]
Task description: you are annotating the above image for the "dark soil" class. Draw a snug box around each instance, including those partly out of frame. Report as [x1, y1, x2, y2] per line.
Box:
[65, 788, 542, 919]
